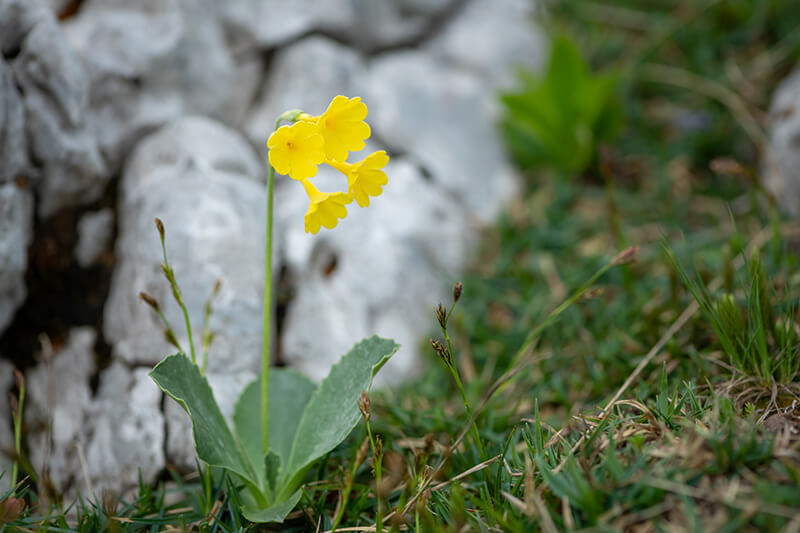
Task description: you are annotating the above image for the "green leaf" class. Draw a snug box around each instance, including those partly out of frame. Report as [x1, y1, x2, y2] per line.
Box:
[284, 336, 399, 490]
[241, 489, 302, 524]
[149, 354, 258, 486]
[233, 369, 316, 484]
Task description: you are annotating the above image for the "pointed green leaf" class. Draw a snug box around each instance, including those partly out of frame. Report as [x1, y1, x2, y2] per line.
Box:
[285, 336, 399, 487]
[233, 369, 316, 481]
[149, 354, 257, 485]
[241, 489, 302, 524]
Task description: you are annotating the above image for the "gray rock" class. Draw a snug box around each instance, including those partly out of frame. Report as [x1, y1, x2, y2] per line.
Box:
[765, 69, 800, 217]
[8, 2, 108, 217]
[0, 183, 33, 334]
[0, 0, 50, 56]
[0, 359, 15, 494]
[27, 329, 165, 498]
[104, 117, 273, 380]
[63, 0, 262, 172]
[245, 36, 365, 147]
[360, 51, 519, 223]
[429, 0, 546, 89]
[74, 208, 114, 268]
[0, 59, 30, 184]
[85, 363, 164, 496]
[220, 0, 456, 52]
[26, 327, 96, 493]
[279, 156, 472, 384]
[220, 0, 353, 49]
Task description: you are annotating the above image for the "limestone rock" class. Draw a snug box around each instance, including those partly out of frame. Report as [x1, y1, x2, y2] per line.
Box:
[220, 0, 455, 52]
[360, 51, 519, 223]
[220, 0, 353, 49]
[429, 0, 546, 89]
[6, 0, 107, 216]
[26, 328, 96, 493]
[74, 208, 114, 268]
[0, 59, 30, 184]
[63, 0, 262, 172]
[104, 117, 272, 376]
[85, 363, 164, 496]
[765, 69, 800, 217]
[0, 183, 34, 334]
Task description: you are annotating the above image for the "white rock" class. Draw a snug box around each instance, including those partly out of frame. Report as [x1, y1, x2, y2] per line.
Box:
[360, 51, 519, 223]
[85, 364, 164, 496]
[0, 359, 15, 494]
[0, 183, 33, 334]
[26, 327, 96, 493]
[220, 0, 354, 49]
[0, 59, 30, 184]
[245, 36, 365, 147]
[765, 69, 800, 217]
[279, 157, 473, 385]
[74, 208, 114, 268]
[429, 0, 547, 89]
[63, 0, 262, 173]
[220, 0, 454, 52]
[104, 117, 273, 379]
[8, 0, 108, 216]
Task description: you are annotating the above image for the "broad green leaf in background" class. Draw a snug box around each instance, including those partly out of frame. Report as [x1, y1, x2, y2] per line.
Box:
[233, 369, 317, 485]
[500, 34, 622, 176]
[149, 354, 260, 490]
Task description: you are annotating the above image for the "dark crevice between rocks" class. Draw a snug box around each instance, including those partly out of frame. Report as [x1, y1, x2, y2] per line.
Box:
[0, 176, 120, 398]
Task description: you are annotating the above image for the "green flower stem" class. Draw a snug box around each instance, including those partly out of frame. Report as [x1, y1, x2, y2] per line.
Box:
[159, 235, 197, 365]
[262, 113, 292, 456]
[262, 152, 276, 456]
[441, 326, 486, 461]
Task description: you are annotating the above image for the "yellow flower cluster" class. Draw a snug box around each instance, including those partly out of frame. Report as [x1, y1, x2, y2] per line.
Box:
[267, 96, 389, 234]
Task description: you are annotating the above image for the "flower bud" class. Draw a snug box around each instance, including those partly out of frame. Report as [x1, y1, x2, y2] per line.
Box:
[429, 338, 452, 367]
[453, 281, 463, 303]
[357, 390, 371, 422]
[154, 218, 165, 240]
[612, 246, 639, 265]
[139, 292, 160, 312]
[435, 303, 447, 328]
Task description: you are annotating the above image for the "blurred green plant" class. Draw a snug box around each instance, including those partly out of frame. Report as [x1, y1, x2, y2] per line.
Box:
[500, 35, 622, 177]
[668, 246, 800, 385]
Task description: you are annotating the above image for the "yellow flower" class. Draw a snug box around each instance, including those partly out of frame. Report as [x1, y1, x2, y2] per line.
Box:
[267, 121, 325, 180]
[315, 95, 371, 161]
[327, 151, 389, 207]
[301, 179, 353, 234]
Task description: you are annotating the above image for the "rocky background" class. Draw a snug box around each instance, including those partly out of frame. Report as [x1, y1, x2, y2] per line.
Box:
[0, 0, 547, 498]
